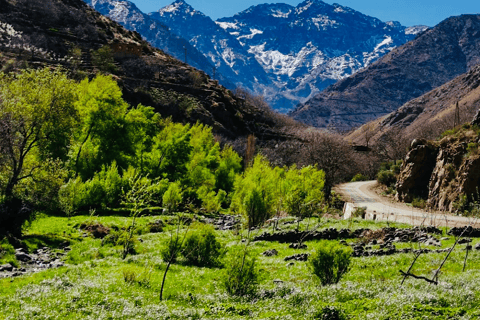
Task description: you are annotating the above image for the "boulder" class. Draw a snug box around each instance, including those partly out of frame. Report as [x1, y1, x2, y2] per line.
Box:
[262, 249, 278, 257]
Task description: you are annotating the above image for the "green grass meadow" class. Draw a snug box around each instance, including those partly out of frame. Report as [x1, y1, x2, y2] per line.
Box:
[1, 214, 480, 319]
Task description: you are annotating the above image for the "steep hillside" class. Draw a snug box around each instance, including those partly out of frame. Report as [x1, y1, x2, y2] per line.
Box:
[0, 0, 289, 141]
[346, 64, 480, 148]
[291, 14, 480, 130]
[83, 0, 234, 88]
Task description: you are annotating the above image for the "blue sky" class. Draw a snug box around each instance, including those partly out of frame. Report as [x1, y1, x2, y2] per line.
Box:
[130, 0, 479, 27]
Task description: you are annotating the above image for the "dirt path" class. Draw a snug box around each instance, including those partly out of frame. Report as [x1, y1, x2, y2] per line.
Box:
[336, 180, 480, 228]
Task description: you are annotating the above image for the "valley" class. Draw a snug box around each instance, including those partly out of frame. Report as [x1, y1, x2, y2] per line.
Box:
[2, 0, 480, 319]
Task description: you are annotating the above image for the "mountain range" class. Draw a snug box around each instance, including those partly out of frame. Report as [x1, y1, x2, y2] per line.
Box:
[84, 0, 426, 112]
[291, 14, 480, 130]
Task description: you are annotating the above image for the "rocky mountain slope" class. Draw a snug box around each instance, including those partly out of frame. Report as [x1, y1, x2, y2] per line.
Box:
[217, 0, 425, 111]
[149, 1, 272, 94]
[346, 64, 480, 148]
[0, 0, 290, 142]
[83, 0, 234, 88]
[291, 14, 480, 130]
[85, 0, 424, 112]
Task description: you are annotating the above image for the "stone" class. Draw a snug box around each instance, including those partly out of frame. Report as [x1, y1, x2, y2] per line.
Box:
[0, 264, 14, 272]
[284, 253, 308, 262]
[15, 253, 32, 262]
[289, 243, 307, 250]
[474, 242, 480, 250]
[458, 238, 472, 244]
[262, 249, 278, 257]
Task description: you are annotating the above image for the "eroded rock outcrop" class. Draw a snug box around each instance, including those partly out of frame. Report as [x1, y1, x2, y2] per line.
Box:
[396, 140, 438, 202]
[396, 125, 480, 212]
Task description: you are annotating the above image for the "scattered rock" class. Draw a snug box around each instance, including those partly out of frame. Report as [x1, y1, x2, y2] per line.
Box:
[289, 243, 307, 250]
[0, 246, 68, 279]
[262, 249, 278, 257]
[0, 264, 14, 272]
[458, 238, 472, 244]
[15, 253, 32, 262]
[205, 214, 240, 230]
[284, 253, 309, 262]
[474, 242, 480, 250]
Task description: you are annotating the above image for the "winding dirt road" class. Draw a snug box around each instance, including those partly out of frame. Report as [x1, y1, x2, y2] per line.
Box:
[336, 181, 480, 228]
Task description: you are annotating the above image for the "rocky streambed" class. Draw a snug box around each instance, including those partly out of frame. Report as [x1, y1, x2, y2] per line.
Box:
[0, 246, 69, 279]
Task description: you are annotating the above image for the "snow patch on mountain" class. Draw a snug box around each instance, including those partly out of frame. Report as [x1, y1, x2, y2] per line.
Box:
[238, 28, 263, 41]
[215, 21, 239, 30]
[296, 1, 313, 14]
[312, 16, 338, 29]
[271, 9, 292, 18]
[405, 25, 429, 35]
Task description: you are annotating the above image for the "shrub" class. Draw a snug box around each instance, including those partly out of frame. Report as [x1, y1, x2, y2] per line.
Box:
[163, 182, 183, 212]
[412, 197, 427, 209]
[377, 169, 396, 187]
[0, 197, 34, 238]
[222, 247, 259, 296]
[313, 306, 347, 320]
[351, 173, 368, 182]
[309, 242, 352, 286]
[181, 223, 223, 267]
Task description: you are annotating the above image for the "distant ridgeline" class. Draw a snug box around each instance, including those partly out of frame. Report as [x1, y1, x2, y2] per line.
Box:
[84, 0, 426, 113]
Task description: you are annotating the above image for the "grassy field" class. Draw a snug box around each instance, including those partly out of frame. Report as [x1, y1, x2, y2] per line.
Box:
[1, 213, 480, 319]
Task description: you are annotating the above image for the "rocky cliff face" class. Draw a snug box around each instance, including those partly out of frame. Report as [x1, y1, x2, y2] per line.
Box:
[291, 14, 480, 130]
[396, 126, 480, 212]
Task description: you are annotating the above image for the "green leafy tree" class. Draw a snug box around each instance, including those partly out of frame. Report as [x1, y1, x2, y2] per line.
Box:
[284, 165, 325, 226]
[144, 122, 192, 181]
[71, 74, 131, 179]
[0, 68, 77, 199]
[231, 155, 279, 228]
[163, 182, 183, 212]
[91, 45, 117, 74]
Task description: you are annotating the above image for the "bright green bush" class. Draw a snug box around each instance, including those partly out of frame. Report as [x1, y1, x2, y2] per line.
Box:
[284, 165, 325, 222]
[351, 173, 368, 182]
[181, 223, 223, 267]
[163, 182, 183, 212]
[309, 242, 352, 286]
[222, 246, 259, 296]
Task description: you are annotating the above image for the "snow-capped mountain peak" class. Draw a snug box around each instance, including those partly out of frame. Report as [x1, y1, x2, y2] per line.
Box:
[85, 0, 428, 113]
[157, 0, 204, 18]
